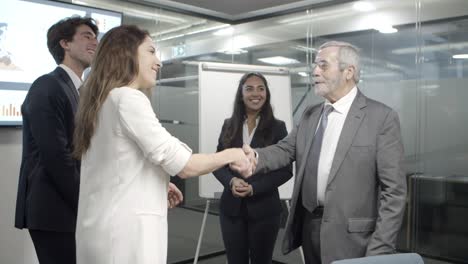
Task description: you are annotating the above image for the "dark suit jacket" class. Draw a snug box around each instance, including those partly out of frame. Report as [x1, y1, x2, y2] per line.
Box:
[213, 118, 293, 219]
[257, 91, 406, 263]
[15, 67, 81, 232]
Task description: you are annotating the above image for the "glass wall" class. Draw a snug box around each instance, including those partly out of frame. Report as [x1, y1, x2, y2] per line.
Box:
[74, 0, 468, 261]
[411, 2, 468, 261]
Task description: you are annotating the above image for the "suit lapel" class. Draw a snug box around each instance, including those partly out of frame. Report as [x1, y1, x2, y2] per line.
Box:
[327, 91, 367, 186]
[55, 67, 79, 105]
[232, 132, 243, 148]
[250, 128, 262, 148]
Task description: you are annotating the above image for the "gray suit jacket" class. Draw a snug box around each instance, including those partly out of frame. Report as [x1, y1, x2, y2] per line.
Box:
[256, 90, 406, 264]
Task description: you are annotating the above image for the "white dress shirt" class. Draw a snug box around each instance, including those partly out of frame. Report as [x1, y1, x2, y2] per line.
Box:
[317, 87, 357, 205]
[242, 116, 260, 145]
[59, 64, 82, 92]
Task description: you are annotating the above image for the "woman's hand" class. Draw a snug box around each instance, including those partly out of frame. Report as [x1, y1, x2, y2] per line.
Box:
[231, 177, 253, 197]
[168, 182, 183, 208]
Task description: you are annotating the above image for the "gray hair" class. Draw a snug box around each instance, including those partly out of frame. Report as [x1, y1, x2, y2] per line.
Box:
[319, 41, 361, 83]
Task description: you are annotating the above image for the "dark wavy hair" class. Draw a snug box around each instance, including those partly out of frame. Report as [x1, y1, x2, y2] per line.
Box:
[222, 72, 275, 148]
[47, 16, 98, 64]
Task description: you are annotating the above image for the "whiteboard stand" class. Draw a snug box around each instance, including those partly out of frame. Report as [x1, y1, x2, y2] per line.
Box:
[285, 200, 305, 264]
[193, 199, 211, 264]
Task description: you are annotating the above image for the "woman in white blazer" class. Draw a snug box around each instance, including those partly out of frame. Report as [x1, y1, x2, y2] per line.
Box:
[72, 25, 250, 264]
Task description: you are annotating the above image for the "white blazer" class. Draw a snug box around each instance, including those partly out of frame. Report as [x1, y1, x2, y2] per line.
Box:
[76, 87, 192, 264]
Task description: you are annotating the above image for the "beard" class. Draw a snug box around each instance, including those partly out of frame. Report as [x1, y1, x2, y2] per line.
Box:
[313, 76, 344, 97]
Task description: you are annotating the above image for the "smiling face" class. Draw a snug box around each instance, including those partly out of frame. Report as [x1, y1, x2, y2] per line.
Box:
[62, 24, 98, 70]
[242, 75, 267, 115]
[312, 46, 347, 99]
[132, 36, 161, 90]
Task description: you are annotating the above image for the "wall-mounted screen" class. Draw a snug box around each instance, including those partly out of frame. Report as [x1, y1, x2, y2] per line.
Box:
[0, 0, 122, 126]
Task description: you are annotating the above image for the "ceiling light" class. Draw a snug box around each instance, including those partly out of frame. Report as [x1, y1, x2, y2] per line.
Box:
[214, 35, 253, 57]
[292, 45, 317, 53]
[258, 56, 300, 65]
[374, 26, 398, 34]
[421, 84, 439, 90]
[72, 0, 186, 24]
[298, 72, 309, 77]
[221, 48, 248, 55]
[353, 1, 376, 12]
[156, 23, 230, 41]
[278, 6, 349, 25]
[213, 26, 234, 36]
[392, 42, 468, 54]
[157, 33, 185, 41]
[365, 14, 397, 34]
[453, 54, 468, 59]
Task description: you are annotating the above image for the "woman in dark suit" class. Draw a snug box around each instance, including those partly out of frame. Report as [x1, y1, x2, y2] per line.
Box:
[213, 72, 293, 264]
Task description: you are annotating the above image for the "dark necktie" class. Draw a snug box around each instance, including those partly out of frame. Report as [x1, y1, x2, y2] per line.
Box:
[302, 104, 334, 212]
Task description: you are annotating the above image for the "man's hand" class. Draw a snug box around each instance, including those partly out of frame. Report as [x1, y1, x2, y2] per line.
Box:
[168, 182, 183, 209]
[231, 177, 253, 198]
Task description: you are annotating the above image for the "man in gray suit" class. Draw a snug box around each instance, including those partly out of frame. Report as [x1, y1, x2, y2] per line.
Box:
[234, 41, 406, 264]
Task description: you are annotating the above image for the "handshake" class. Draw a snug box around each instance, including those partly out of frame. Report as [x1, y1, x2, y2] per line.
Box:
[228, 144, 258, 178]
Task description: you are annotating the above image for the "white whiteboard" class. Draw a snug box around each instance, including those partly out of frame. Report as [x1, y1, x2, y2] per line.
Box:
[199, 62, 295, 199]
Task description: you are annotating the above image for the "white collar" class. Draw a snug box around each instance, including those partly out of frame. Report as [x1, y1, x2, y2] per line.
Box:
[325, 86, 357, 114]
[59, 64, 82, 91]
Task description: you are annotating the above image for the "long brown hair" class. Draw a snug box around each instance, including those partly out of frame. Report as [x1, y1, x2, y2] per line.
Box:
[222, 72, 275, 148]
[73, 25, 149, 159]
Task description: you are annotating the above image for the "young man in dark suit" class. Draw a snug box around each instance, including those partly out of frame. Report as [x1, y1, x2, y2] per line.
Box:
[14, 16, 98, 264]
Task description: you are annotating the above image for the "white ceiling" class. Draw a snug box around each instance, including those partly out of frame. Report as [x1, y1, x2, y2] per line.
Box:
[131, 0, 345, 22]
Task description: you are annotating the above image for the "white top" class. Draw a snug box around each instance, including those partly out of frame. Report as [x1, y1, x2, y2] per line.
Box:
[242, 116, 260, 145]
[317, 87, 357, 205]
[76, 87, 192, 264]
[59, 64, 82, 91]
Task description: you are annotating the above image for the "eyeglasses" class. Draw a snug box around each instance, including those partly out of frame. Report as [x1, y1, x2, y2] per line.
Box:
[311, 61, 330, 71]
[311, 61, 349, 72]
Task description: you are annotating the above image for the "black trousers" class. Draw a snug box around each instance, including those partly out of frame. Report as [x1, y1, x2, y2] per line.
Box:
[29, 229, 76, 264]
[301, 206, 324, 264]
[220, 203, 281, 264]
